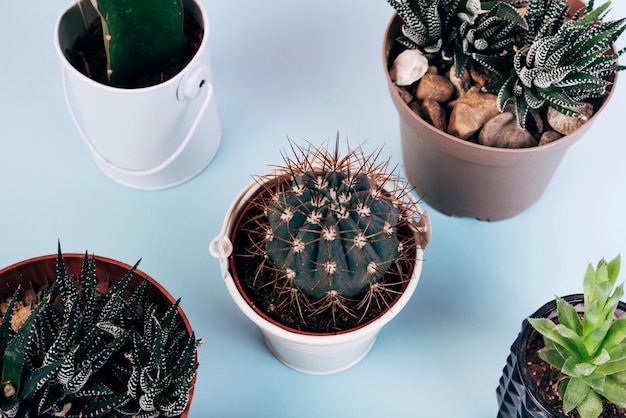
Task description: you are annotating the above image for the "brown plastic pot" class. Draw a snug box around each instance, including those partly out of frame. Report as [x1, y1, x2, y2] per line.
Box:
[0, 253, 196, 417]
[496, 294, 626, 417]
[383, 0, 617, 221]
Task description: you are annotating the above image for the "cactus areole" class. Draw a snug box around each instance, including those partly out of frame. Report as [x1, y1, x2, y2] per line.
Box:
[229, 140, 429, 333]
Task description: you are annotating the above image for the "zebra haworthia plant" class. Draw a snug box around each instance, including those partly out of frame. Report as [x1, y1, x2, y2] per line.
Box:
[529, 255, 626, 418]
[387, 0, 626, 128]
[0, 245, 201, 418]
[244, 139, 429, 328]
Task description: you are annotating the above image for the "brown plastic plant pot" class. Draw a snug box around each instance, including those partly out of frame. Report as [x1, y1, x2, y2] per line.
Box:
[0, 253, 197, 418]
[383, 0, 617, 221]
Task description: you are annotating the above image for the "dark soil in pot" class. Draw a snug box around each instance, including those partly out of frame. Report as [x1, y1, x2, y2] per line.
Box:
[229, 183, 419, 335]
[64, 11, 202, 88]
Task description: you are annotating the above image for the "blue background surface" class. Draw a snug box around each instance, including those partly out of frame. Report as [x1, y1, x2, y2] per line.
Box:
[2, 1, 626, 416]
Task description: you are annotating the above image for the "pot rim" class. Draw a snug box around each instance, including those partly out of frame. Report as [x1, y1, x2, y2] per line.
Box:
[54, 0, 209, 94]
[382, 0, 618, 156]
[210, 169, 431, 343]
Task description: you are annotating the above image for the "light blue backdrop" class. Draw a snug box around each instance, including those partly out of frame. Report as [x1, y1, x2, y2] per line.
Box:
[1, 1, 626, 417]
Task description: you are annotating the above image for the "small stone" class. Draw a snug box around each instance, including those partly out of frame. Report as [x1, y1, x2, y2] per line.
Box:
[409, 101, 424, 119]
[469, 64, 499, 87]
[395, 86, 414, 105]
[478, 112, 538, 148]
[416, 73, 456, 103]
[547, 103, 595, 135]
[390, 49, 429, 86]
[447, 87, 501, 139]
[539, 130, 564, 146]
[421, 99, 447, 131]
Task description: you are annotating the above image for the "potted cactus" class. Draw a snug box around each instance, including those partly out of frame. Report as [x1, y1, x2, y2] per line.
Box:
[0, 246, 201, 417]
[497, 255, 626, 417]
[54, 0, 221, 190]
[210, 138, 431, 374]
[383, 0, 626, 220]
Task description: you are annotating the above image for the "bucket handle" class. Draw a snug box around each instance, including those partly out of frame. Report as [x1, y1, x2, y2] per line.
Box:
[62, 65, 214, 177]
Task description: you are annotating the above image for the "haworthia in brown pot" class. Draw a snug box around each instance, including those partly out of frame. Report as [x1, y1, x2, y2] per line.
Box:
[383, 0, 625, 221]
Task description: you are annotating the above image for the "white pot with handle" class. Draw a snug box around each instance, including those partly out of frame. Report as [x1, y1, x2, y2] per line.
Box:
[54, 0, 221, 190]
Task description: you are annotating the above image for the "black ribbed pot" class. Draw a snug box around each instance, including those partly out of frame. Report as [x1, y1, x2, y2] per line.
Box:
[497, 294, 626, 417]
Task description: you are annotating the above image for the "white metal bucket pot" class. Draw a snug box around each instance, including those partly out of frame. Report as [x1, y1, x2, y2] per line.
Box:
[209, 173, 430, 375]
[55, 0, 221, 190]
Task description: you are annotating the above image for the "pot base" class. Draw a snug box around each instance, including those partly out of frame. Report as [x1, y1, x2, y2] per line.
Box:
[263, 334, 377, 375]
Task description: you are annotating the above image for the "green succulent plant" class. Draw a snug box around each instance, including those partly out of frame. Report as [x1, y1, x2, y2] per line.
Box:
[79, 0, 194, 87]
[529, 255, 626, 418]
[243, 138, 430, 327]
[387, 0, 527, 77]
[387, 0, 626, 129]
[0, 245, 201, 417]
[494, 0, 626, 128]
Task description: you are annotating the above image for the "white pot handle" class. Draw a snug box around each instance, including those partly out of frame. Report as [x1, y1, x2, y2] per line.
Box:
[209, 234, 234, 281]
[62, 65, 214, 177]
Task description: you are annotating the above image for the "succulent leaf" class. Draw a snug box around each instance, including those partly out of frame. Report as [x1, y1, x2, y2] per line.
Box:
[0, 248, 199, 417]
[1, 293, 49, 401]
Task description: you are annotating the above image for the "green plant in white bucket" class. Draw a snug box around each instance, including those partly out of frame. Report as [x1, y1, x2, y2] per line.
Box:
[78, 0, 197, 87]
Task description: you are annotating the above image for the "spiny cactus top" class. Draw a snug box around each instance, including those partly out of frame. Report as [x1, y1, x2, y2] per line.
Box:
[254, 140, 427, 314]
[265, 169, 404, 300]
[529, 255, 626, 418]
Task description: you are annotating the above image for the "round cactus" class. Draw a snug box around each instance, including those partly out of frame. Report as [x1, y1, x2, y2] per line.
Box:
[265, 171, 403, 299]
[257, 139, 419, 303]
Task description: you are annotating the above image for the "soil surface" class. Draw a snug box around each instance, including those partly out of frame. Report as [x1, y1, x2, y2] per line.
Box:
[229, 186, 419, 335]
[64, 12, 202, 88]
[527, 330, 626, 417]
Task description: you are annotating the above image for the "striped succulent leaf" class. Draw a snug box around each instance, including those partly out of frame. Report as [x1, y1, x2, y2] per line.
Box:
[496, 0, 626, 127]
[120, 302, 200, 417]
[460, 2, 527, 76]
[0, 248, 200, 417]
[388, 0, 477, 54]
